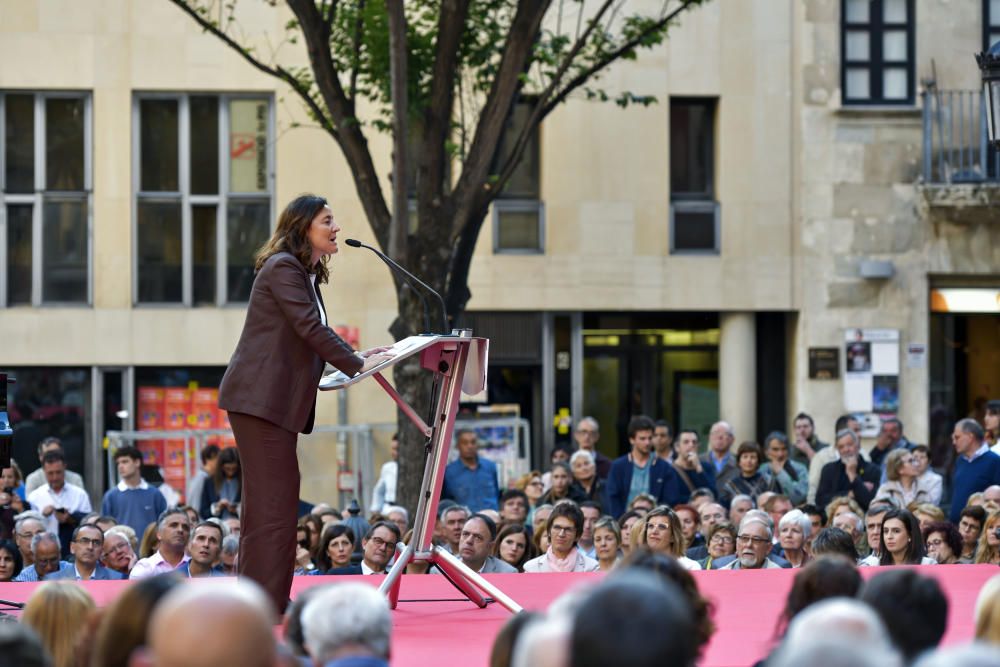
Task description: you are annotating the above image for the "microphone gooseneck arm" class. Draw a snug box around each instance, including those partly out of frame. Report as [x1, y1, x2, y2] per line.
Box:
[345, 239, 448, 333]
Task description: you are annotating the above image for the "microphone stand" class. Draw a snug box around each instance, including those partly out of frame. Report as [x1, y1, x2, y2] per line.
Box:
[345, 239, 449, 334]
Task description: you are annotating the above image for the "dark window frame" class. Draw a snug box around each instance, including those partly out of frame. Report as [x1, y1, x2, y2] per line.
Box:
[985, 0, 1000, 52]
[669, 97, 719, 255]
[491, 96, 543, 254]
[841, 0, 916, 106]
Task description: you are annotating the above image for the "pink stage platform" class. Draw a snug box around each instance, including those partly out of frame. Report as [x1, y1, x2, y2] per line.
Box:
[1, 565, 996, 667]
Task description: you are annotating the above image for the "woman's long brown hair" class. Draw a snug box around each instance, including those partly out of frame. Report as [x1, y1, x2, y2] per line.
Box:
[254, 194, 331, 283]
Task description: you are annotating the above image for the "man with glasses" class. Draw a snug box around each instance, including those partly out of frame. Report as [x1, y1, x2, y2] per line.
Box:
[13, 532, 72, 581]
[720, 517, 782, 569]
[686, 503, 726, 560]
[101, 528, 137, 577]
[13, 513, 45, 568]
[47, 524, 122, 580]
[330, 521, 401, 575]
[573, 417, 612, 479]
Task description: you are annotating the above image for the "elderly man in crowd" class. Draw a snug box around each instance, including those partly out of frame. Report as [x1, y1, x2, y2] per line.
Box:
[46, 524, 121, 580]
[832, 511, 865, 554]
[147, 580, 279, 667]
[816, 429, 881, 512]
[439, 505, 470, 554]
[720, 516, 782, 569]
[130, 508, 191, 579]
[728, 494, 754, 526]
[13, 532, 71, 581]
[220, 534, 240, 574]
[303, 583, 392, 667]
[807, 413, 863, 504]
[573, 417, 612, 479]
[687, 502, 727, 560]
[12, 512, 45, 569]
[449, 513, 515, 574]
[858, 503, 893, 564]
[101, 527, 137, 576]
[330, 521, 401, 575]
[177, 521, 227, 577]
[951, 418, 1000, 522]
[701, 421, 739, 488]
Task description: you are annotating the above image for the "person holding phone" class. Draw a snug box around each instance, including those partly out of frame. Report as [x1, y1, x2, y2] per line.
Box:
[26, 451, 92, 557]
[219, 194, 391, 613]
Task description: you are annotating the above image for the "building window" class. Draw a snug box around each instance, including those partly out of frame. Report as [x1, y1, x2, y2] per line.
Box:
[133, 94, 274, 305]
[986, 0, 1000, 51]
[492, 99, 543, 254]
[669, 97, 719, 254]
[841, 0, 915, 105]
[1, 92, 92, 306]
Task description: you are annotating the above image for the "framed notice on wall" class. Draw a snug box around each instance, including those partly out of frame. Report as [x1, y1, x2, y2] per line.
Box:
[843, 329, 899, 417]
[809, 348, 840, 379]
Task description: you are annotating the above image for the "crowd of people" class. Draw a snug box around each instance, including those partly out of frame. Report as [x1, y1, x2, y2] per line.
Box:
[3, 406, 1000, 666]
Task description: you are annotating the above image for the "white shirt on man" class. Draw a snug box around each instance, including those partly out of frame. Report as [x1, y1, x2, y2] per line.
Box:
[27, 483, 92, 534]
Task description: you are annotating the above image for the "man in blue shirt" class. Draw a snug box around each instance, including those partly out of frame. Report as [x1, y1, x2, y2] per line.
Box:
[441, 430, 499, 512]
[101, 446, 167, 536]
[607, 416, 685, 518]
[950, 418, 1000, 522]
[13, 532, 72, 582]
[176, 522, 228, 577]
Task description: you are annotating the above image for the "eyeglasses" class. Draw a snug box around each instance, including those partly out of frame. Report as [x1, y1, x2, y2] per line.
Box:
[576, 429, 597, 436]
[736, 534, 770, 546]
[106, 542, 131, 554]
[550, 525, 576, 535]
[527, 481, 544, 488]
[710, 535, 735, 544]
[646, 522, 672, 533]
[17, 531, 44, 540]
[35, 556, 61, 566]
[368, 537, 393, 549]
[75, 537, 103, 548]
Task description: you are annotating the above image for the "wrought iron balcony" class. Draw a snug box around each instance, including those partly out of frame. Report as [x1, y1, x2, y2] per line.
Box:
[921, 88, 1000, 185]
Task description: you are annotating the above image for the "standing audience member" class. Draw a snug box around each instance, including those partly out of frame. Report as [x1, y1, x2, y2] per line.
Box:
[950, 419, 1000, 522]
[177, 521, 227, 577]
[21, 581, 95, 667]
[817, 430, 881, 512]
[719, 442, 770, 507]
[185, 444, 220, 518]
[652, 419, 674, 461]
[129, 508, 191, 579]
[26, 451, 92, 556]
[869, 418, 912, 473]
[370, 434, 398, 513]
[0, 539, 22, 582]
[101, 447, 167, 537]
[523, 502, 599, 572]
[23, 438, 84, 495]
[759, 432, 808, 505]
[202, 447, 241, 520]
[46, 524, 121, 580]
[790, 412, 828, 465]
[975, 511, 1000, 565]
[441, 430, 499, 513]
[910, 444, 943, 505]
[607, 416, 684, 517]
[569, 451, 608, 511]
[670, 430, 716, 500]
[861, 569, 948, 663]
[147, 580, 279, 667]
[573, 417, 612, 479]
[701, 421, 739, 488]
[493, 523, 535, 572]
[302, 583, 392, 667]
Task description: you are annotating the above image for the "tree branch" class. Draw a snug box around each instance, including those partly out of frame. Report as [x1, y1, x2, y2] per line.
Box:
[349, 0, 365, 104]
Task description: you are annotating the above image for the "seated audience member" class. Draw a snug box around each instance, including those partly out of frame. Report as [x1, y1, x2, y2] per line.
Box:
[777, 509, 811, 568]
[699, 522, 737, 570]
[21, 581, 95, 667]
[909, 444, 943, 505]
[101, 446, 167, 537]
[489, 611, 543, 667]
[453, 514, 516, 573]
[514, 471, 545, 520]
[592, 516, 622, 571]
[872, 449, 936, 509]
[912, 503, 946, 532]
[0, 539, 23, 582]
[763, 494, 794, 532]
[13, 532, 71, 581]
[923, 521, 963, 564]
[147, 580, 278, 667]
[775, 557, 863, 637]
[688, 487, 715, 510]
[576, 502, 602, 559]
[0, 622, 48, 667]
[383, 506, 408, 537]
[799, 504, 826, 535]
[617, 510, 641, 556]
[958, 505, 987, 561]
[316, 524, 356, 573]
[773, 599, 899, 667]
[302, 583, 391, 667]
[511, 614, 571, 667]
[862, 503, 894, 562]
[861, 569, 948, 663]
[176, 521, 226, 577]
[569, 450, 609, 512]
[330, 521, 401, 575]
[523, 502, 599, 572]
[721, 516, 782, 569]
[439, 505, 471, 555]
[90, 574, 181, 667]
[532, 521, 549, 555]
[12, 512, 45, 568]
[494, 523, 535, 572]
[865, 508, 934, 566]
[139, 522, 159, 559]
[951, 419, 1000, 523]
[975, 511, 1000, 565]
[809, 527, 859, 562]
[129, 508, 192, 579]
[816, 430, 881, 512]
[539, 462, 585, 506]
[281, 586, 323, 661]
[976, 573, 1000, 645]
[570, 570, 699, 667]
[986, 485, 1000, 513]
[220, 534, 239, 574]
[628, 493, 657, 515]
[498, 489, 530, 528]
[102, 527, 137, 577]
[759, 432, 808, 505]
[826, 495, 865, 523]
[46, 524, 122, 580]
[831, 511, 866, 557]
[719, 441, 771, 507]
[529, 503, 553, 534]
[687, 502, 726, 560]
[634, 506, 701, 570]
[674, 504, 702, 551]
[728, 494, 754, 526]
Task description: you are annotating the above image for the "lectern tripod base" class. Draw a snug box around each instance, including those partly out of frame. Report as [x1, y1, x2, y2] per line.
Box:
[378, 543, 523, 613]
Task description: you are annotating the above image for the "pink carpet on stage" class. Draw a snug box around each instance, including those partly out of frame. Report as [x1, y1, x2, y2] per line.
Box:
[1, 565, 996, 667]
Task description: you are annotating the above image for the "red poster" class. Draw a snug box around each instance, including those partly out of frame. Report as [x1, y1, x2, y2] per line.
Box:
[136, 387, 165, 466]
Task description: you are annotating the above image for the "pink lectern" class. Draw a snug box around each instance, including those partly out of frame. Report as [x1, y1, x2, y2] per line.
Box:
[319, 329, 523, 614]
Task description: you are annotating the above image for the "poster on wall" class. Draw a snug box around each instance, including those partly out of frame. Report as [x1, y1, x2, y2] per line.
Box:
[844, 329, 900, 433]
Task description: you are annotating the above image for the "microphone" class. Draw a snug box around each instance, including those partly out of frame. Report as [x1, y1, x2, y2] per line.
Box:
[345, 239, 448, 334]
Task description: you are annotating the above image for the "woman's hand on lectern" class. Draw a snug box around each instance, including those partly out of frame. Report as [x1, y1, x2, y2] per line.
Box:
[360, 353, 394, 373]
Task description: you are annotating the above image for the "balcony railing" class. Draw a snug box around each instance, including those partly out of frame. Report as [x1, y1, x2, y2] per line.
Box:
[922, 88, 1000, 184]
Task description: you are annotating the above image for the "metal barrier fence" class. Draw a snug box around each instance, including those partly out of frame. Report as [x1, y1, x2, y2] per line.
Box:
[922, 88, 1000, 184]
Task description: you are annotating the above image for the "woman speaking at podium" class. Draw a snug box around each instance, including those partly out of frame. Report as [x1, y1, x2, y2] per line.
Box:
[219, 194, 391, 612]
